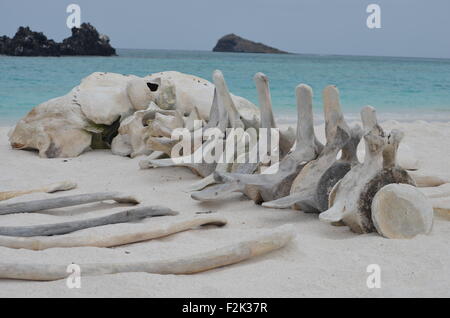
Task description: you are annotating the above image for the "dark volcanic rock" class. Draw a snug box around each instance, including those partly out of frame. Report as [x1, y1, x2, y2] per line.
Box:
[0, 36, 11, 55]
[0, 27, 60, 56]
[0, 23, 116, 56]
[213, 33, 288, 54]
[60, 23, 116, 56]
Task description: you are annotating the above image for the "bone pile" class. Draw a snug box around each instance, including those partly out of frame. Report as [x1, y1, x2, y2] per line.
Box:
[7, 69, 449, 245]
[182, 73, 441, 239]
[0, 187, 294, 280]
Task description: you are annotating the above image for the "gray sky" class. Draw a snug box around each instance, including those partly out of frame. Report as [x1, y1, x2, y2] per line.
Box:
[1, 0, 449, 58]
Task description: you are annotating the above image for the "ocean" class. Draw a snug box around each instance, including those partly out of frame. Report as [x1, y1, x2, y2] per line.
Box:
[1, 49, 450, 125]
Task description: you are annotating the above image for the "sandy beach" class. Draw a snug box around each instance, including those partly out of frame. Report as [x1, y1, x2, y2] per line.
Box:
[0, 120, 449, 298]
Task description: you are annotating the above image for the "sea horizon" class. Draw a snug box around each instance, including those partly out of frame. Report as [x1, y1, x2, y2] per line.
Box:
[1, 48, 450, 125]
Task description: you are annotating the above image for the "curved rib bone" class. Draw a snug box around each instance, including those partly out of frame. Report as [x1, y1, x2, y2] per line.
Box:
[0, 206, 178, 237]
[0, 215, 227, 250]
[0, 192, 140, 216]
[0, 181, 77, 202]
[0, 224, 294, 281]
[263, 85, 351, 211]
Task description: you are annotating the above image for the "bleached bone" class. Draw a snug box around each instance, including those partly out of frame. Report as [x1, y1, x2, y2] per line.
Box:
[146, 136, 179, 156]
[0, 192, 140, 216]
[11, 71, 260, 159]
[143, 109, 204, 163]
[189, 73, 275, 193]
[0, 206, 178, 237]
[187, 133, 254, 193]
[111, 133, 133, 157]
[187, 83, 251, 191]
[0, 224, 294, 281]
[142, 70, 247, 178]
[254, 72, 295, 157]
[419, 183, 450, 199]
[141, 102, 179, 123]
[371, 184, 433, 239]
[0, 215, 227, 250]
[0, 181, 77, 202]
[314, 125, 363, 211]
[155, 112, 184, 131]
[140, 78, 224, 175]
[148, 118, 175, 138]
[198, 156, 266, 202]
[319, 107, 385, 231]
[139, 137, 218, 177]
[319, 107, 415, 234]
[407, 171, 450, 187]
[204, 84, 323, 204]
[429, 197, 450, 220]
[190, 73, 295, 198]
[214, 70, 245, 129]
[418, 183, 450, 218]
[183, 107, 204, 132]
[139, 151, 166, 169]
[263, 85, 352, 211]
[116, 110, 152, 158]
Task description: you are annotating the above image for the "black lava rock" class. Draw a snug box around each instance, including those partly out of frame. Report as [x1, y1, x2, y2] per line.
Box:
[0, 23, 116, 57]
[213, 33, 289, 54]
[60, 23, 116, 56]
[0, 27, 60, 56]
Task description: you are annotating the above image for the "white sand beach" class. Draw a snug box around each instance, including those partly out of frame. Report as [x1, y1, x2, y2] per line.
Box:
[0, 120, 449, 298]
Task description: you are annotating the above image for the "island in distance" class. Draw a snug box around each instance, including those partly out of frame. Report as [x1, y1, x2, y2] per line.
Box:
[0, 23, 116, 56]
[213, 33, 289, 54]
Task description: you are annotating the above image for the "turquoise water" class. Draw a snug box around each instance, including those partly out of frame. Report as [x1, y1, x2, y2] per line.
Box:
[1, 49, 450, 125]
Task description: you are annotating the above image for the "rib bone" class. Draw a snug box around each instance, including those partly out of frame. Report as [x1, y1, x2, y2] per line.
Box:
[0, 192, 140, 216]
[0, 224, 294, 281]
[0, 181, 77, 202]
[0, 206, 178, 237]
[0, 215, 227, 250]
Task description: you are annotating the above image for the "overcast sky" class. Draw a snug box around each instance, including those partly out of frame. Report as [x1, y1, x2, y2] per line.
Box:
[1, 0, 449, 58]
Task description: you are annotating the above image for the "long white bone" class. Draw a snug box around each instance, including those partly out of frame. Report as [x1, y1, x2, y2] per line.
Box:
[0, 192, 139, 216]
[0, 206, 178, 237]
[0, 181, 77, 202]
[0, 215, 227, 250]
[0, 224, 294, 281]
